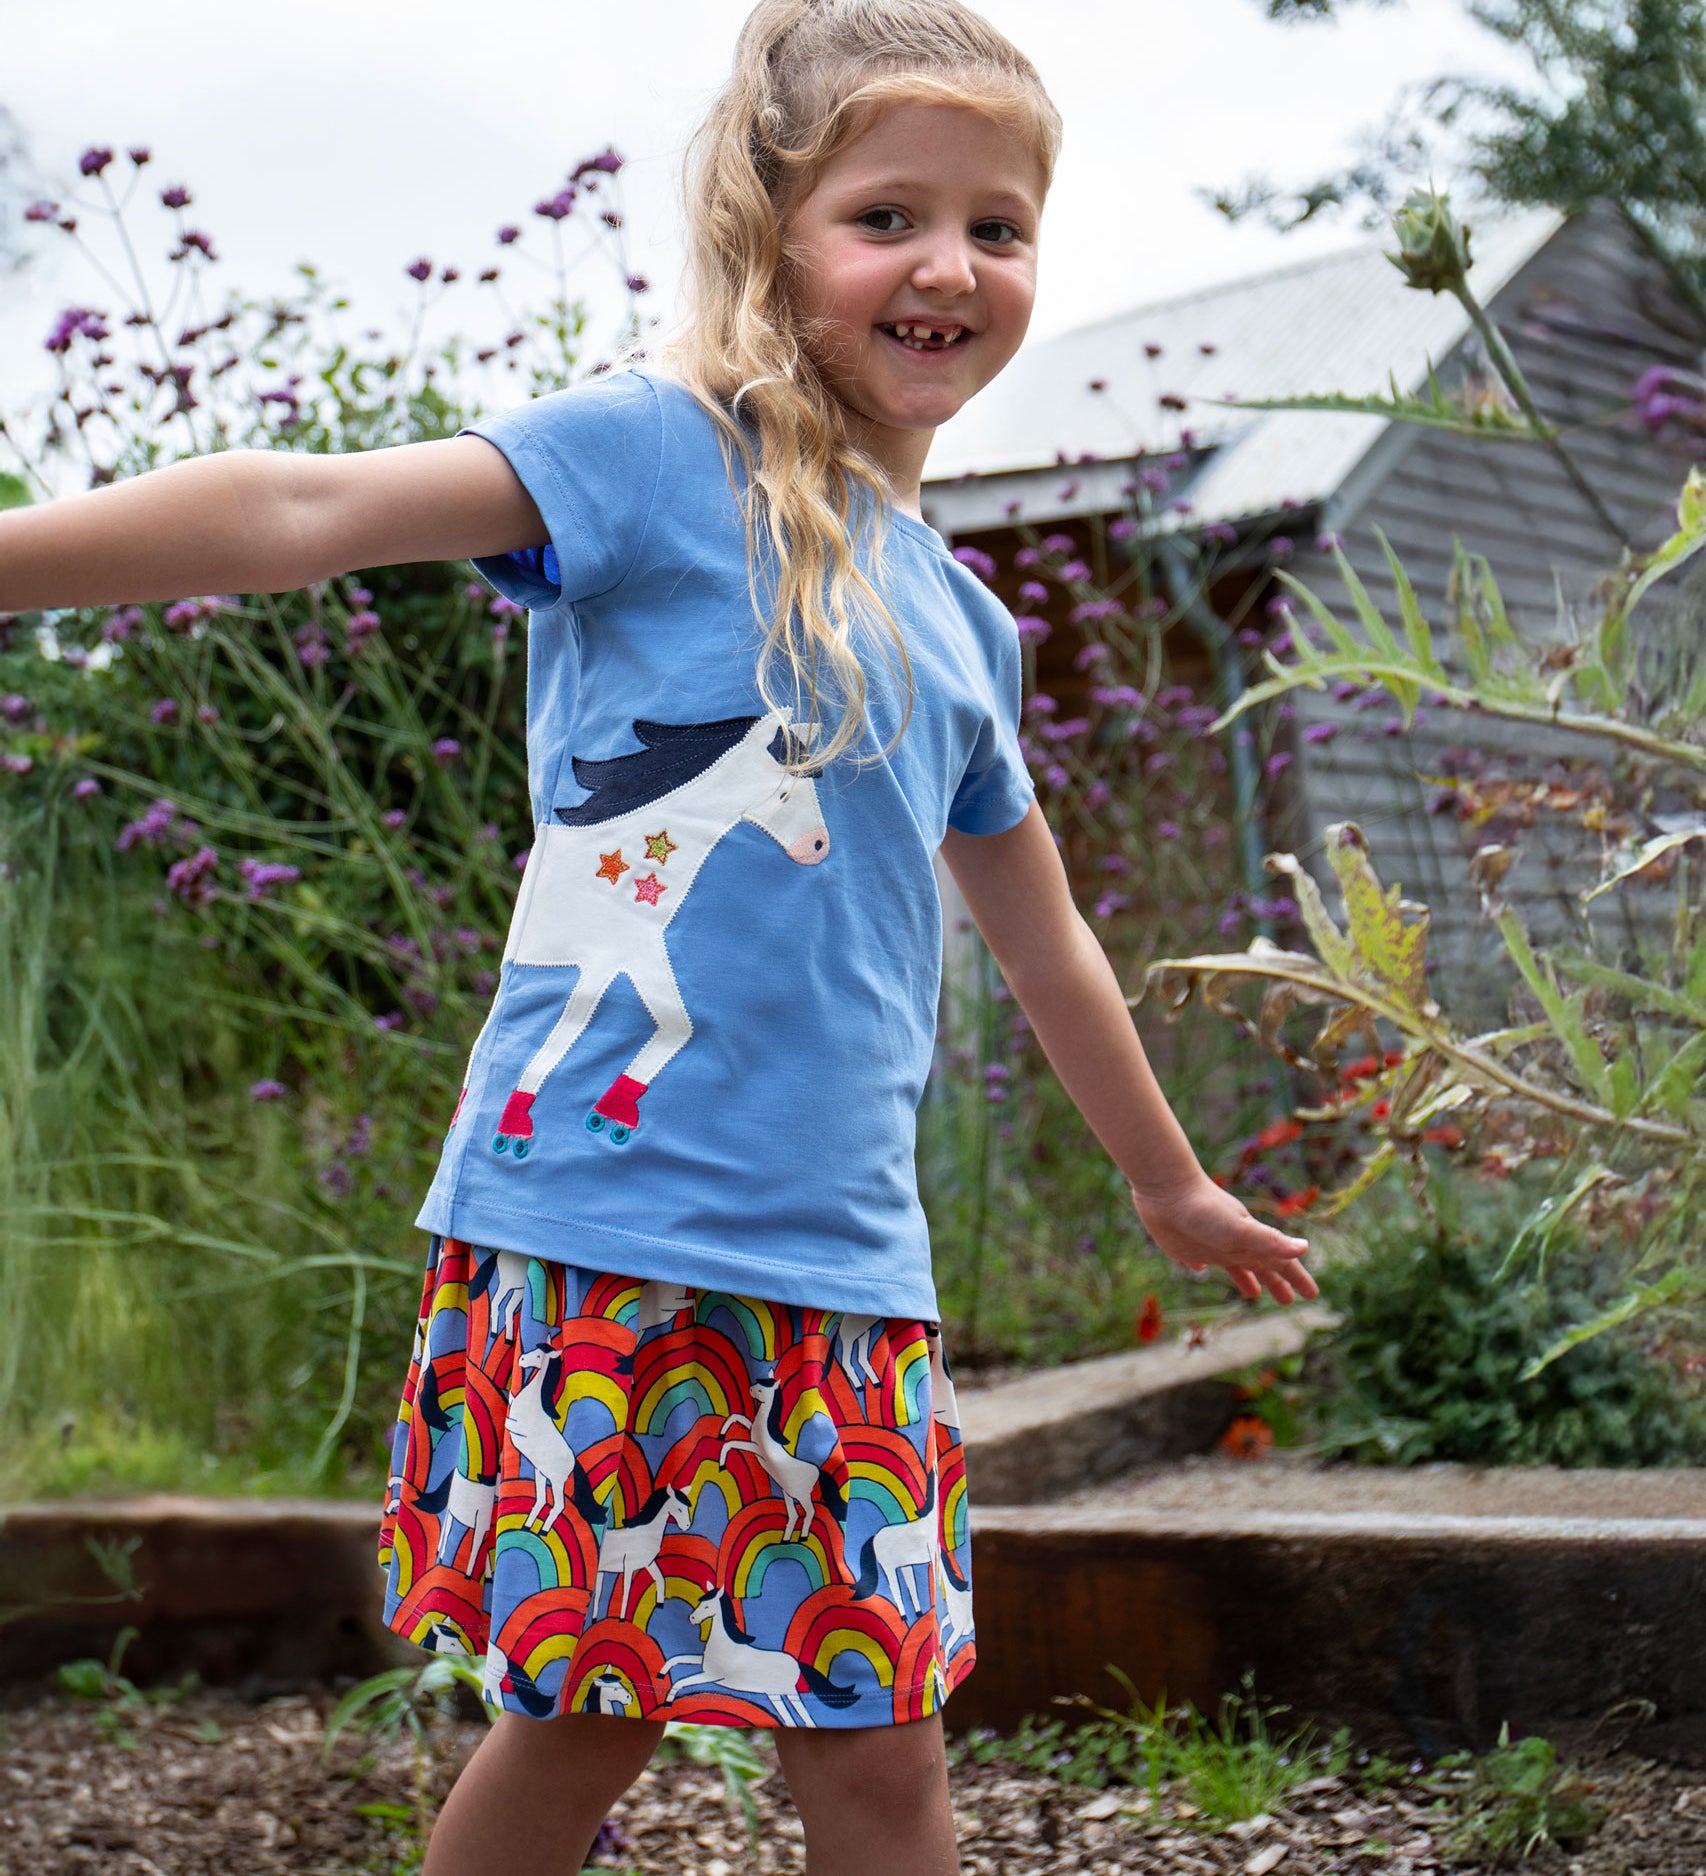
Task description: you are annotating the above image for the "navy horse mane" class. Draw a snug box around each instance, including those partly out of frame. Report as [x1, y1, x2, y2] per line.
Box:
[554, 716, 817, 826]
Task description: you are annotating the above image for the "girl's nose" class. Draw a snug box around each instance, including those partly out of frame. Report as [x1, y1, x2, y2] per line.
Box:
[911, 238, 977, 299]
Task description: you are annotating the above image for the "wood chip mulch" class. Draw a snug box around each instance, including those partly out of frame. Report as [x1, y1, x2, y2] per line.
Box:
[1, 1685, 1703, 1875]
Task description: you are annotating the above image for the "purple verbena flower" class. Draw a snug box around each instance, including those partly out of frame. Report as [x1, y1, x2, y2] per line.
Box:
[165, 844, 218, 906]
[160, 185, 192, 210]
[381, 809, 407, 831]
[73, 776, 102, 799]
[406, 257, 433, 282]
[237, 857, 302, 901]
[374, 1011, 405, 1031]
[1, 753, 33, 775]
[149, 698, 179, 725]
[1014, 616, 1050, 644]
[249, 1079, 288, 1102]
[1303, 722, 1338, 744]
[79, 147, 114, 177]
[432, 738, 461, 765]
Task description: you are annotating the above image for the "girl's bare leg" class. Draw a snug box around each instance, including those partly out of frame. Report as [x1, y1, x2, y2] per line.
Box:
[422, 1711, 667, 1876]
[774, 1713, 961, 1876]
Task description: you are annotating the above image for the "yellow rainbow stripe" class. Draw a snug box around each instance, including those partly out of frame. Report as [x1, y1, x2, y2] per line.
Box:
[494, 1516, 575, 1587]
[387, 1520, 420, 1596]
[847, 1461, 915, 1524]
[455, 1413, 490, 1485]
[636, 1362, 730, 1435]
[559, 1366, 630, 1427]
[607, 1279, 645, 1327]
[429, 1278, 471, 1323]
[730, 1529, 833, 1600]
[816, 1627, 894, 1687]
[893, 1340, 929, 1426]
[409, 1610, 476, 1654]
[681, 1457, 740, 1520]
[922, 1658, 946, 1714]
[712, 1295, 777, 1362]
[519, 1626, 582, 1681]
[782, 1384, 831, 1447]
[942, 1472, 969, 1552]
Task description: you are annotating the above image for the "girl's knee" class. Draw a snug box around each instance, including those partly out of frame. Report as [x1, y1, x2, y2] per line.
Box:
[778, 1715, 949, 1817]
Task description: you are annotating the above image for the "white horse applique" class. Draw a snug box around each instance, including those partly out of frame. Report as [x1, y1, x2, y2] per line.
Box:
[450, 711, 829, 1156]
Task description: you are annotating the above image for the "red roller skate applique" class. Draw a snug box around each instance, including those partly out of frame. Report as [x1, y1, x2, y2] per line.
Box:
[474, 714, 829, 1162]
[585, 1074, 647, 1146]
[491, 1089, 536, 1158]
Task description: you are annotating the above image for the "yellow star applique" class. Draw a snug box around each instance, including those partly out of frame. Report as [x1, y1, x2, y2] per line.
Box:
[595, 848, 630, 886]
[644, 829, 678, 865]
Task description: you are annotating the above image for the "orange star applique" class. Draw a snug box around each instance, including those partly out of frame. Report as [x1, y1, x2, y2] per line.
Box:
[644, 829, 678, 865]
[596, 849, 630, 885]
[633, 872, 667, 906]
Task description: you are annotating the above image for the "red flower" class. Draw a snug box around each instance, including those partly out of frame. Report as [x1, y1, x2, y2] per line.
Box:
[1340, 1054, 1382, 1081]
[1252, 1118, 1303, 1152]
[1424, 1124, 1464, 1148]
[1276, 1186, 1319, 1217]
[1220, 1415, 1274, 1459]
[1135, 1295, 1164, 1343]
[1370, 1098, 1390, 1120]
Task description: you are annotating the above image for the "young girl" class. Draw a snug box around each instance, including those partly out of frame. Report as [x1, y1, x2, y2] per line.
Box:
[2, 1, 1316, 1868]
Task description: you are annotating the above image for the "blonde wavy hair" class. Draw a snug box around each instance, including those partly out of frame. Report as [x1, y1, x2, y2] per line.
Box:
[656, 0, 1063, 773]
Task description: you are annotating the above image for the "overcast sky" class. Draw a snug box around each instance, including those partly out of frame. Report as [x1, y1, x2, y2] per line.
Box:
[1, 0, 1529, 448]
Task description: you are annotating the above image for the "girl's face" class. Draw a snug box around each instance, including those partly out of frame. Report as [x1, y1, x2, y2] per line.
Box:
[782, 101, 1045, 467]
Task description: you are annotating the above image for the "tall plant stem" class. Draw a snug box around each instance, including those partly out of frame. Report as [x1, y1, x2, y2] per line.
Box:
[1454, 277, 1634, 553]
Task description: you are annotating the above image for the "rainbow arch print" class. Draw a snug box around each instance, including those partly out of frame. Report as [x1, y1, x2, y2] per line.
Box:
[891, 1336, 931, 1428]
[785, 1583, 909, 1676]
[633, 1324, 751, 1435]
[839, 1425, 929, 1525]
[697, 1293, 780, 1365]
[565, 1622, 670, 1718]
[721, 1501, 839, 1600]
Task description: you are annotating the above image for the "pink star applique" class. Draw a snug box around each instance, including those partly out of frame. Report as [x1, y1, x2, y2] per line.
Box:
[632, 871, 668, 906]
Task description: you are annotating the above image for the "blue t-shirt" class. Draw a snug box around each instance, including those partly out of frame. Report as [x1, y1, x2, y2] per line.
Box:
[415, 368, 1034, 1320]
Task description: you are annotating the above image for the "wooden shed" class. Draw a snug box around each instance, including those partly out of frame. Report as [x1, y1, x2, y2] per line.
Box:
[923, 200, 1706, 1024]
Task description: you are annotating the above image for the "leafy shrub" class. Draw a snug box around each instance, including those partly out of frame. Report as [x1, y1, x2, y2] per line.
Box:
[1302, 1177, 1706, 1466]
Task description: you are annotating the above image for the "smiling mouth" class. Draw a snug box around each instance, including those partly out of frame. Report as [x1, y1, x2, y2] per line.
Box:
[878, 321, 970, 352]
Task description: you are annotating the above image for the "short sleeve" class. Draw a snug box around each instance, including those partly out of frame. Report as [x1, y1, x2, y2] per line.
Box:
[946, 618, 1037, 836]
[459, 369, 664, 610]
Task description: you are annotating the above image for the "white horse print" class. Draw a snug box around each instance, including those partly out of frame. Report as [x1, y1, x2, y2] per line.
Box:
[851, 1465, 939, 1618]
[831, 1313, 883, 1390]
[720, 1374, 848, 1543]
[592, 1483, 692, 1619]
[454, 711, 829, 1157]
[661, 1587, 858, 1725]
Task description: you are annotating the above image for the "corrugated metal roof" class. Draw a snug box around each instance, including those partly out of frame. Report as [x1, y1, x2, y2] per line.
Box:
[920, 206, 1565, 533]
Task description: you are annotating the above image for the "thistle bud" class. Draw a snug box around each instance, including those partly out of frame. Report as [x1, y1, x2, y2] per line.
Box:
[1385, 186, 1473, 296]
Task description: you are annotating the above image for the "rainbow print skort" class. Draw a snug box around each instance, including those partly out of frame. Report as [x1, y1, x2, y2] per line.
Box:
[377, 1235, 975, 1728]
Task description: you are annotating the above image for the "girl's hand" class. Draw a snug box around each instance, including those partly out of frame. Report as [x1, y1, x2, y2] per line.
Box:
[1130, 1175, 1319, 1307]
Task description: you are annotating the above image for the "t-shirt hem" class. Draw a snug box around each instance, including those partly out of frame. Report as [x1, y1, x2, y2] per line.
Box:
[412, 1190, 941, 1322]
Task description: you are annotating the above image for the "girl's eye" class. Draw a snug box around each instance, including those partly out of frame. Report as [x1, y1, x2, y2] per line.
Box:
[860, 207, 909, 234]
[973, 220, 1021, 247]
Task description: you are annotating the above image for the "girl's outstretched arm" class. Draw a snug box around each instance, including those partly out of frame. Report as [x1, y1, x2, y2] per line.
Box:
[0, 434, 547, 614]
[939, 803, 1317, 1307]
